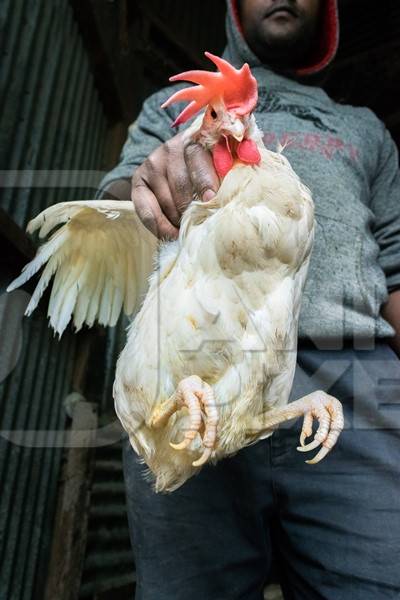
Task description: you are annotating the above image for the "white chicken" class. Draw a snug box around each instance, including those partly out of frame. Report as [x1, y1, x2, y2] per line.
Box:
[8, 53, 343, 491]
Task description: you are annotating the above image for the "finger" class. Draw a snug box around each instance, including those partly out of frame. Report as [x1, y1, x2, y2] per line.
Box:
[148, 174, 181, 228]
[166, 149, 193, 216]
[132, 182, 178, 240]
[184, 141, 220, 202]
[139, 151, 181, 228]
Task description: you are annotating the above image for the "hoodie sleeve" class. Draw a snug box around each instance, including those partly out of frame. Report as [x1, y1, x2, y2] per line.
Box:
[96, 88, 177, 198]
[370, 126, 400, 293]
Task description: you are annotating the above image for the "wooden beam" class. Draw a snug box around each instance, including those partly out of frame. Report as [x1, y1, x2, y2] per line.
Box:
[44, 399, 98, 600]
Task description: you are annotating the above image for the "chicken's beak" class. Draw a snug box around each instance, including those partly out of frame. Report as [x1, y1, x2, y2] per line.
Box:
[222, 115, 245, 142]
[231, 131, 244, 142]
[229, 120, 245, 142]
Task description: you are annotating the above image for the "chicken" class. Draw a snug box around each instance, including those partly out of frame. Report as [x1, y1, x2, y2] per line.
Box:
[8, 53, 344, 492]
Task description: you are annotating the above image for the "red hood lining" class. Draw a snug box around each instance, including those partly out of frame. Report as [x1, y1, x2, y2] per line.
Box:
[229, 0, 339, 76]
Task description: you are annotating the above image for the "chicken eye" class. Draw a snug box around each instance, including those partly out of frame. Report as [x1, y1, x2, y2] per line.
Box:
[210, 108, 218, 120]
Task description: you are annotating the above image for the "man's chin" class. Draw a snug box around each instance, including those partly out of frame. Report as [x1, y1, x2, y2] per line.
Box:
[254, 25, 314, 65]
[260, 21, 304, 46]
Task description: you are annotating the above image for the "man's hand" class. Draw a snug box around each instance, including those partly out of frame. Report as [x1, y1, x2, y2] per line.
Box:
[132, 132, 220, 239]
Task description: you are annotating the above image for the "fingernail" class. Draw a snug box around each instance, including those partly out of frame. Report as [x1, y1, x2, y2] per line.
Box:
[202, 189, 215, 202]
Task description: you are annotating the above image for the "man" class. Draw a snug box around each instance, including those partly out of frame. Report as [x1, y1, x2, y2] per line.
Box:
[99, 1, 400, 598]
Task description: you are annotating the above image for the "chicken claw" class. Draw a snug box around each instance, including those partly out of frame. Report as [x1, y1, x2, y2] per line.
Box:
[149, 375, 218, 467]
[295, 392, 344, 463]
[247, 390, 344, 464]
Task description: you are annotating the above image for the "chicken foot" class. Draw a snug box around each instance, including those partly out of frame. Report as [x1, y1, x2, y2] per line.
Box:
[246, 390, 344, 464]
[148, 375, 218, 467]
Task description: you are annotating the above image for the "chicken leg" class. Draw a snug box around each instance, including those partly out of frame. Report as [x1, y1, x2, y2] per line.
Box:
[247, 390, 344, 463]
[148, 375, 219, 467]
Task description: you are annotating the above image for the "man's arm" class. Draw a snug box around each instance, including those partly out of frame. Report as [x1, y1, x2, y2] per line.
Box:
[381, 290, 400, 357]
[370, 124, 400, 353]
[98, 178, 131, 200]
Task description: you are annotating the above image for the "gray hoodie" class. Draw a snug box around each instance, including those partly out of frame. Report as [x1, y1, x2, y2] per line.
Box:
[98, 3, 400, 342]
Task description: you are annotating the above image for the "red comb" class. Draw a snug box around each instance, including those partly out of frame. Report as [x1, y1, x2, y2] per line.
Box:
[161, 52, 258, 127]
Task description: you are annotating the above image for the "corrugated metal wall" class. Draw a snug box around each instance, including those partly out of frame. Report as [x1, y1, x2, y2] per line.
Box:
[0, 295, 77, 600]
[0, 0, 108, 598]
[0, 0, 107, 226]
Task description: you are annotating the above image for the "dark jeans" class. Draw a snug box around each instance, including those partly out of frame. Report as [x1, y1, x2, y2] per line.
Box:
[123, 342, 400, 599]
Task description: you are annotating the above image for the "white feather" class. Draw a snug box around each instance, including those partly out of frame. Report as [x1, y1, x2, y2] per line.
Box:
[8, 201, 157, 335]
